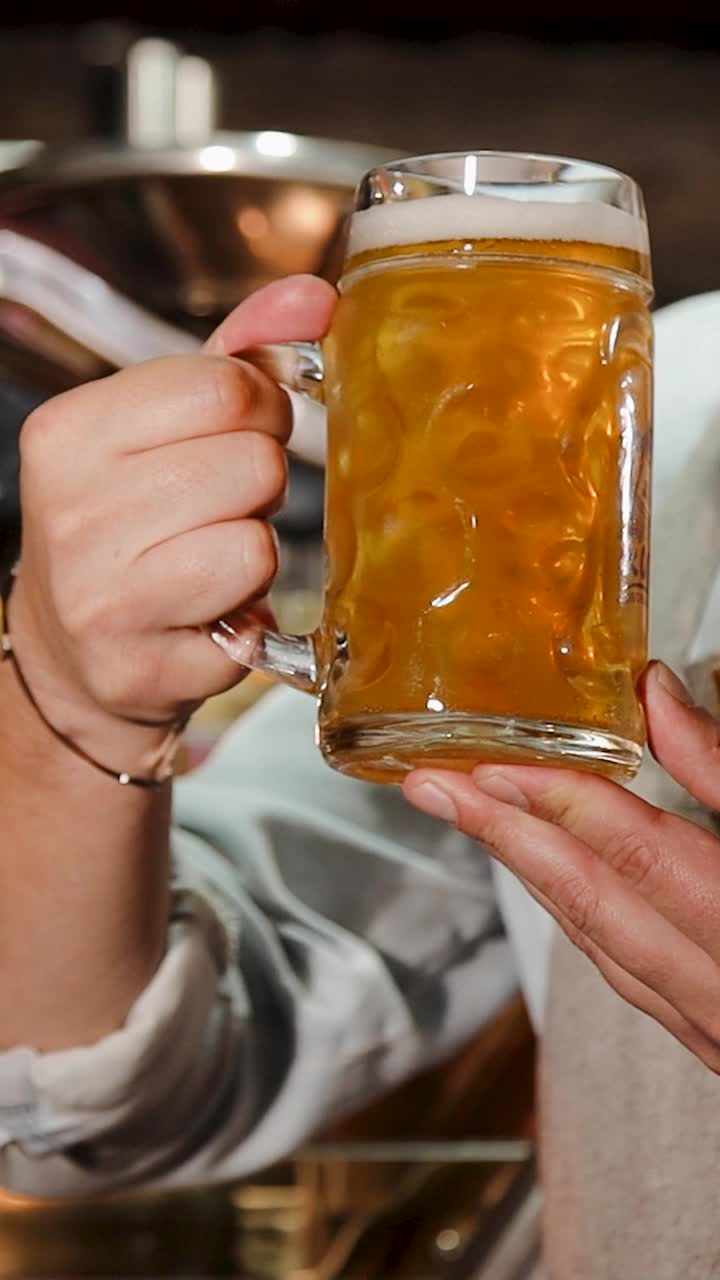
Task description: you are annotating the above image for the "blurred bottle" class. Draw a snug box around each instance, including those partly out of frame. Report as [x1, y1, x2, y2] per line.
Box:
[79, 24, 218, 146]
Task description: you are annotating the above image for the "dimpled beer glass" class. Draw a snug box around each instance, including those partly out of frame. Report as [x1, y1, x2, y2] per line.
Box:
[215, 151, 653, 784]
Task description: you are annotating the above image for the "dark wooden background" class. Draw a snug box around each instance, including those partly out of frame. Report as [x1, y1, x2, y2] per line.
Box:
[6, 4, 720, 38]
[3, 11, 720, 306]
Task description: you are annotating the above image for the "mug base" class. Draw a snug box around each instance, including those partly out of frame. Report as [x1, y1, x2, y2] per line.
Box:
[318, 711, 643, 785]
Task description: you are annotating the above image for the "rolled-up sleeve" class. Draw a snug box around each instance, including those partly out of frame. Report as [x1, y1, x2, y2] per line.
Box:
[0, 688, 517, 1196]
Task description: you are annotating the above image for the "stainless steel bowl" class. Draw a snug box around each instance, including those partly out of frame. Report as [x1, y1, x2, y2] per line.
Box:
[0, 132, 397, 390]
[0, 132, 396, 543]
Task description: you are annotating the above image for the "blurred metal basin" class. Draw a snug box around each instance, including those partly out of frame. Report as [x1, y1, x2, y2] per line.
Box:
[0, 132, 397, 351]
[0, 132, 396, 544]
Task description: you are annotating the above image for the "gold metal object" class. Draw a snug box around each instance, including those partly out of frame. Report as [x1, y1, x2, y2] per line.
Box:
[0, 999, 537, 1277]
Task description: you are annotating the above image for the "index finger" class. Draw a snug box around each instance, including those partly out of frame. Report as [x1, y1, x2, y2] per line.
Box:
[206, 273, 335, 468]
[44, 276, 337, 457]
[133, 275, 336, 452]
[403, 769, 720, 1045]
[468, 762, 720, 961]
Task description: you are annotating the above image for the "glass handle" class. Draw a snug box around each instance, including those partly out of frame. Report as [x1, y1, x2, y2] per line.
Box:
[247, 339, 325, 400]
[210, 615, 320, 695]
[208, 340, 325, 695]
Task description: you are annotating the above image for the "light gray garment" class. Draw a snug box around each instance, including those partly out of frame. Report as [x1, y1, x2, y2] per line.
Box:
[0, 686, 517, 1195]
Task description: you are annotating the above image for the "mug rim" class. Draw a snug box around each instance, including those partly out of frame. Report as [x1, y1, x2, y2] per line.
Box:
[363, 149, 639, 189]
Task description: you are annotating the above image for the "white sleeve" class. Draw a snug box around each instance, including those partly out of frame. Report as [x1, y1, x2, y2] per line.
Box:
[499, 289, 720, 1016]
[627, 289, 720, 822]
[0, 687, 517, 1197]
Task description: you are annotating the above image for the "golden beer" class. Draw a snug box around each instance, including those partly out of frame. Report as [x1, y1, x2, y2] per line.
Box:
[212, 154, 653, 785]
[317, 191, 653, 782]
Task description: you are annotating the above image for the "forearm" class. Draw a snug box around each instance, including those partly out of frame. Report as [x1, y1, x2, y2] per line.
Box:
[0, 278, 334, 1066]
[0, 650, 172, 1052]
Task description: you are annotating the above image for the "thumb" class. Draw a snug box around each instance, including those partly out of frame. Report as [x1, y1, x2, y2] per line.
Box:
[203, 274, 337, 356]
[643, 660, 720, 810]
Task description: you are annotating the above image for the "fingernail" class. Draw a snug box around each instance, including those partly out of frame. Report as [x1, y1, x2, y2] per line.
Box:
[472, 768, 530, 810]
[408, 781, 459, 824]
[653, 661, 694, 707]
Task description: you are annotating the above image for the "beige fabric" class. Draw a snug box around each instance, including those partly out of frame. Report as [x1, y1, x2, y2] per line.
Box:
[540, 762, 720, 1277]
[539, 290, 720, 1277]
[541, 928, 720, 1280]
[538, 603, 720, 1275]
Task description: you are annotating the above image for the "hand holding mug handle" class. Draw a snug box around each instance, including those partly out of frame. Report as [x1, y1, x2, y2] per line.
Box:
[205, 307, 330, 694]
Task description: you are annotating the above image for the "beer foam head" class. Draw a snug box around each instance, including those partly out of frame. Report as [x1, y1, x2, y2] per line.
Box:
[347, 192, 649, 258]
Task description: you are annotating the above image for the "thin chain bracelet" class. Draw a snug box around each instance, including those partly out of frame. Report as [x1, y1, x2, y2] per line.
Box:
[1, 584, 190, 789]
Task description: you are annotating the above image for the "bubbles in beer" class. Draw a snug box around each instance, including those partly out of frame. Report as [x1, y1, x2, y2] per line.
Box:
[332, 595, 396, 694]
[353, 489, 470, 611]
[346, 403, 403, 491]
[443, 425, 518, 491]
[324, 486, 357, 598]
[376, 309, 465, 427]
[321, 234, 651, 740]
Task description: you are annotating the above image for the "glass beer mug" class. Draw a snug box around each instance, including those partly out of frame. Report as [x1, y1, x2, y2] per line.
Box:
[213, 151, 653, 784]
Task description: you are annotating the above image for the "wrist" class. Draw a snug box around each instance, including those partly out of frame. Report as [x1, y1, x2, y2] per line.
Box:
[5, 579, 190, 779]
